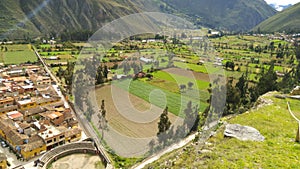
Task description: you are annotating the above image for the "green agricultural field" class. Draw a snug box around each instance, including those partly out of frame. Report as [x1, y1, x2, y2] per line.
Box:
[39, 51, 73, 56]
[174, 61, 220, 74]
[5, 44, 32, 51]
[39, 44, 51, 48]
[112, 79, 208, 117]
[3, 50, 37, 64]
[152, 71, 210, 90]
[0, 52, 4, 63]
[0, 44, 37, 64]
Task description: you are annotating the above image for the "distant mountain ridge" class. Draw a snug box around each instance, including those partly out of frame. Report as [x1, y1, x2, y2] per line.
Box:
[269, 3, 292, 11]
[162, 0, 276, 31]
[254, 2, 300, 33]
[0, 0, 277, 39]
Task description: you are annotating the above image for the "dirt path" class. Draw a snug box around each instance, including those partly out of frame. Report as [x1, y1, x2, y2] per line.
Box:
[132, 133, 197, 169]
[132, 120, 219, 169]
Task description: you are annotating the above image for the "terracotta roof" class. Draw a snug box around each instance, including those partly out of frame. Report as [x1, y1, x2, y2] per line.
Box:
[21, 135, 45, 152]
[7, 111, 23, 120]
[0, 118, 28, 145]
[47, 112, 63, 119]
[35, 96, 60, 104]
[44, 101, 64, 110]
[64, 127, 81, 138]
[0, 119, 12, 136]
[7, 129, 28, 145]
[10, 76, 27, 82]
[17, 121, 31, 129]
[20, 106, 46, 116]
[0, 105, 18, 113]
[0, 97, 14, 103]
[55, 107, 65, 112]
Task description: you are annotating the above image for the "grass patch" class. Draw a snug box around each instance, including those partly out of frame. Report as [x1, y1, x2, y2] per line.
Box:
[94, 161, 105, 169]
[6, 44, 32, 51]
[109, 153, 143, 169]
[113, 79, 208, 117]
[201, 96, 300, 168]
[153, 71, 210, 90]
[146, 92, 300, 168]
[4, 51, 37, 64]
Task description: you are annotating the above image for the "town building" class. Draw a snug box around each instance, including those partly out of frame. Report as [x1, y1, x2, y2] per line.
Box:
[0, 64, 82, 161]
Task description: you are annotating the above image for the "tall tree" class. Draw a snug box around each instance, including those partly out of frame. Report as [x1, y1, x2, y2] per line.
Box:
[157, 107, 171, 136]
[224, 78, 241, 115]
[256, 62, 278, 96]
[179, 84, 186, 92]
[100, 100, 106, 120]
[236, 73, 248, 99]
[103, 65, 109, 79]
[294, 42, 300, 61]
[187, 82, 194, 89]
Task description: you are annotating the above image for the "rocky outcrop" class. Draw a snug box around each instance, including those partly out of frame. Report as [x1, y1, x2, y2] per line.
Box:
[224, 124, 265, 141]
[253, 92, 274, 110]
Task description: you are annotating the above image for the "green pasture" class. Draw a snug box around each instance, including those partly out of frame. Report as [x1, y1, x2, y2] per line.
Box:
[112, 79, 208, 117]
[4, 51, 37, 64]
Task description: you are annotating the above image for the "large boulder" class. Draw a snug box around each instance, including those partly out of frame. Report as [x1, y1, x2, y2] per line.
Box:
[224, 124, 265, 141]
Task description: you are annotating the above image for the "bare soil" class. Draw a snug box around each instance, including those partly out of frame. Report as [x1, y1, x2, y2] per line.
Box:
[49, 154, 104, 169]
[93, 85, 181, 138]
[164, 67, 210, 82]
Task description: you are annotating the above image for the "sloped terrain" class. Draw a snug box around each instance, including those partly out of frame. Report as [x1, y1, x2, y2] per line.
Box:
[254, 2, 300, 33]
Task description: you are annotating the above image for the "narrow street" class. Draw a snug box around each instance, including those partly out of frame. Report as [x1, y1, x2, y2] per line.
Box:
[34, 49, 112, 168]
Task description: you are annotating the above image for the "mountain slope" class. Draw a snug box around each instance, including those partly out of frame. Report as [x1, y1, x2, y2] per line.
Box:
[254, 2, 300, 33]
[162, 0, 276, 31]
[0, 0, 163, 39]
[0, 0, 277, 39]
[0, 0, 41, 39]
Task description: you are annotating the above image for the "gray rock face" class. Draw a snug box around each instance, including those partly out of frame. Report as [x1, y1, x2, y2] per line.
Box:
[224, 124, 265, 141]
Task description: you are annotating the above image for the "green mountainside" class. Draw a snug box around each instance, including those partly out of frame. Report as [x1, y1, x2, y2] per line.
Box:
[0, 0, 277, 39]
[0, 0, 163, 39]
[162, 0, 276, 31]
[254, 2, 300, 33]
